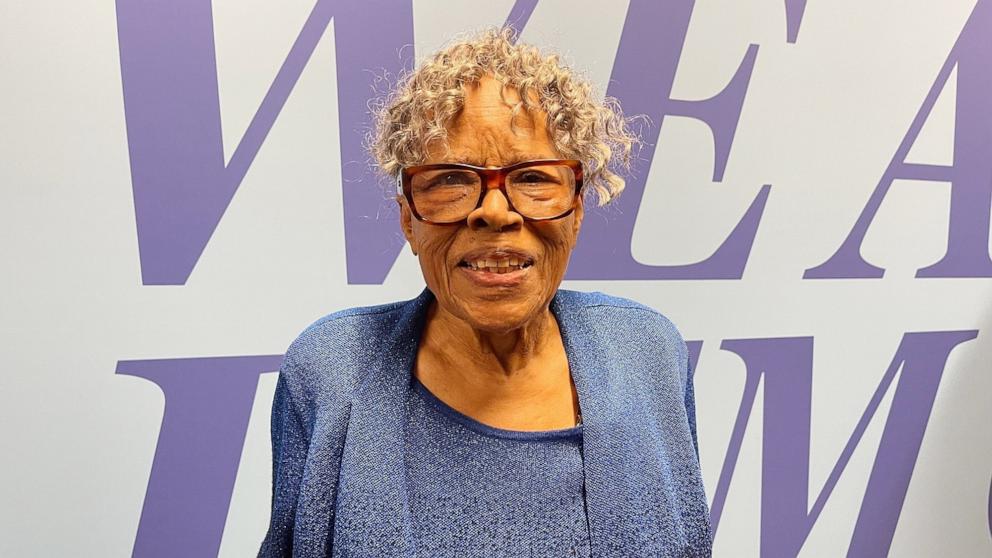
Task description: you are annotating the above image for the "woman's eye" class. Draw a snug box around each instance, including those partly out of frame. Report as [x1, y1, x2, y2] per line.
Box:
[514, 172, 555, 184]
[429, 172, 473, 187]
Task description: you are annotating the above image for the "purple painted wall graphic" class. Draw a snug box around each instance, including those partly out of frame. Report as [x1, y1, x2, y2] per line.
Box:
[785, 0, 809, 43]
[702, 331, 977, 557]
[805, 0, 992, 279]
[117, 355, 283, 558]
[117, 0, 990, 285]
[116, 0, 784, 286]
[117, 0, 414, 286]
[566, 0, 770, 280]
[504, 0, 538, 34]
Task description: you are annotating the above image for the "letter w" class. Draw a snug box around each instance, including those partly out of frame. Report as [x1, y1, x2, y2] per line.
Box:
[702, 330, 977, 557]
[116, 0, 413, 285]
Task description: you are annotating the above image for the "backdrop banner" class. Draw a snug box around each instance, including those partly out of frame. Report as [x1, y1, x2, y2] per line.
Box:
[2, 1, 991, 556]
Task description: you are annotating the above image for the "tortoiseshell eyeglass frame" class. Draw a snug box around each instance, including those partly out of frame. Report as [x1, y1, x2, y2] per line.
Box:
[397, 159, 584, 224]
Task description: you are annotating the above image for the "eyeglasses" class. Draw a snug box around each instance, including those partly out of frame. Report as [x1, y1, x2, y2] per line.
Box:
[398, 159, 584, 224]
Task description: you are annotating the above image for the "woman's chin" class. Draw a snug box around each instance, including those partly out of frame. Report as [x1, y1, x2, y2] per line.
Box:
[452, 299, 541, 334]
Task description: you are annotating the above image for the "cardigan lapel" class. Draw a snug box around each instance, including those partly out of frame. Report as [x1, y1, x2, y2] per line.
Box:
[551, 291, 686, 557]
[332, 289, 433, 557]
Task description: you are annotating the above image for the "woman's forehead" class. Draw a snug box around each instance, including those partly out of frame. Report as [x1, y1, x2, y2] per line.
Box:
[416, 76, 560, 165]
[427, 130, 560, 165]
[441, 149, 557, 167]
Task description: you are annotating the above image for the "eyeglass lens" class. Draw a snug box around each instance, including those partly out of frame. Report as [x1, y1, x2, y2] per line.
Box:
[409, 164, 576, 222]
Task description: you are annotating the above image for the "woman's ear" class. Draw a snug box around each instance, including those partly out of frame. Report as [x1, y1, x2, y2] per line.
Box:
[397, 195, 418, 255]
[571, 194, 585, 239]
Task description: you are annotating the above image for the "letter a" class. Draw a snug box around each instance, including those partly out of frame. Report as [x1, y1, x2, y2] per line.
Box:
[805, 1, 992, 279]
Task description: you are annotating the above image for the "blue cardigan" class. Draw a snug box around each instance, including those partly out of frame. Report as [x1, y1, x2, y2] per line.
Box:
[258, 288, 712, 557]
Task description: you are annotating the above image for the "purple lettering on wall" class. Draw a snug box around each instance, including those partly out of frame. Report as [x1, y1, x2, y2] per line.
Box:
[709, 330, 977, 556]
[116, 355, 282, 558]
[336, 2, 415, 283]
[804, 0, 992, 279]
[706, 336, 811, 539]
[116, 0, 414, 285]
[117, 0, 769, 284]
[567, 0, 769, 280]
[687, 340, 703, 372]
[785, 0, 808, 43]
[504, 0, 538, 34]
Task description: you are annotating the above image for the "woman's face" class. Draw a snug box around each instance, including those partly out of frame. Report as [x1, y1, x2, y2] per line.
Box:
[398, 76, 584, 334]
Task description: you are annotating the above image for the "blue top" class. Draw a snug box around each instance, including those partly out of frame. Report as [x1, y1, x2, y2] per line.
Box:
[258, 288, 712, 557]
[405, 377, 590, 557]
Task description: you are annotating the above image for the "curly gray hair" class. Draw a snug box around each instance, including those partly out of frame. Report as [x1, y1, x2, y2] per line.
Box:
[369, 27, 638, 205]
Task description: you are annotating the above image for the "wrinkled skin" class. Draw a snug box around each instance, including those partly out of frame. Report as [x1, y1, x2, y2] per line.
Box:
[398, 75, 584, 430]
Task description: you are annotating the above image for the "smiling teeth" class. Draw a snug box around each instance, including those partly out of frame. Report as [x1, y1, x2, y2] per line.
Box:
[467, 258, 530, 273]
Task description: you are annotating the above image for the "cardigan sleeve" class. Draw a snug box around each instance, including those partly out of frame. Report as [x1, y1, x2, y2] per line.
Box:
[258, 354, 310, 557]
[684, 353, 701, 461]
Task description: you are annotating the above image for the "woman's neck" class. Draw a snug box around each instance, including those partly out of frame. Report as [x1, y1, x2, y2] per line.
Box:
[421, 299, 559, 378]
[414, 299, 579, 430]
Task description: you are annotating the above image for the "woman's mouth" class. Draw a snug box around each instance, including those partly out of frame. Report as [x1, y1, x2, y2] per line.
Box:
[457, 257, 534, 274]
[456, 253, 535, 287]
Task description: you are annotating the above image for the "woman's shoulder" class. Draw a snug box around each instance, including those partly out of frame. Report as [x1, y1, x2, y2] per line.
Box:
[555, 289, 685, 343]
[556, 289, 691, 395]
[278, 294, 426, 402]
[287, 296, 417, 360]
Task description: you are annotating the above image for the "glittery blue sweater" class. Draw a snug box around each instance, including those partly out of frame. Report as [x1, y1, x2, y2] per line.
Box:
[258, 288, 713, 557]
[406, 375, 590, 557]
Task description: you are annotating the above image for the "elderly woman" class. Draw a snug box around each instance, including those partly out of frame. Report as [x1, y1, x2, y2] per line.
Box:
[259, 28, 711, 557]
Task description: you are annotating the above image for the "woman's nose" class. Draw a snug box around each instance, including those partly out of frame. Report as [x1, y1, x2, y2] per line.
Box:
[466, 188, 524, 232]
